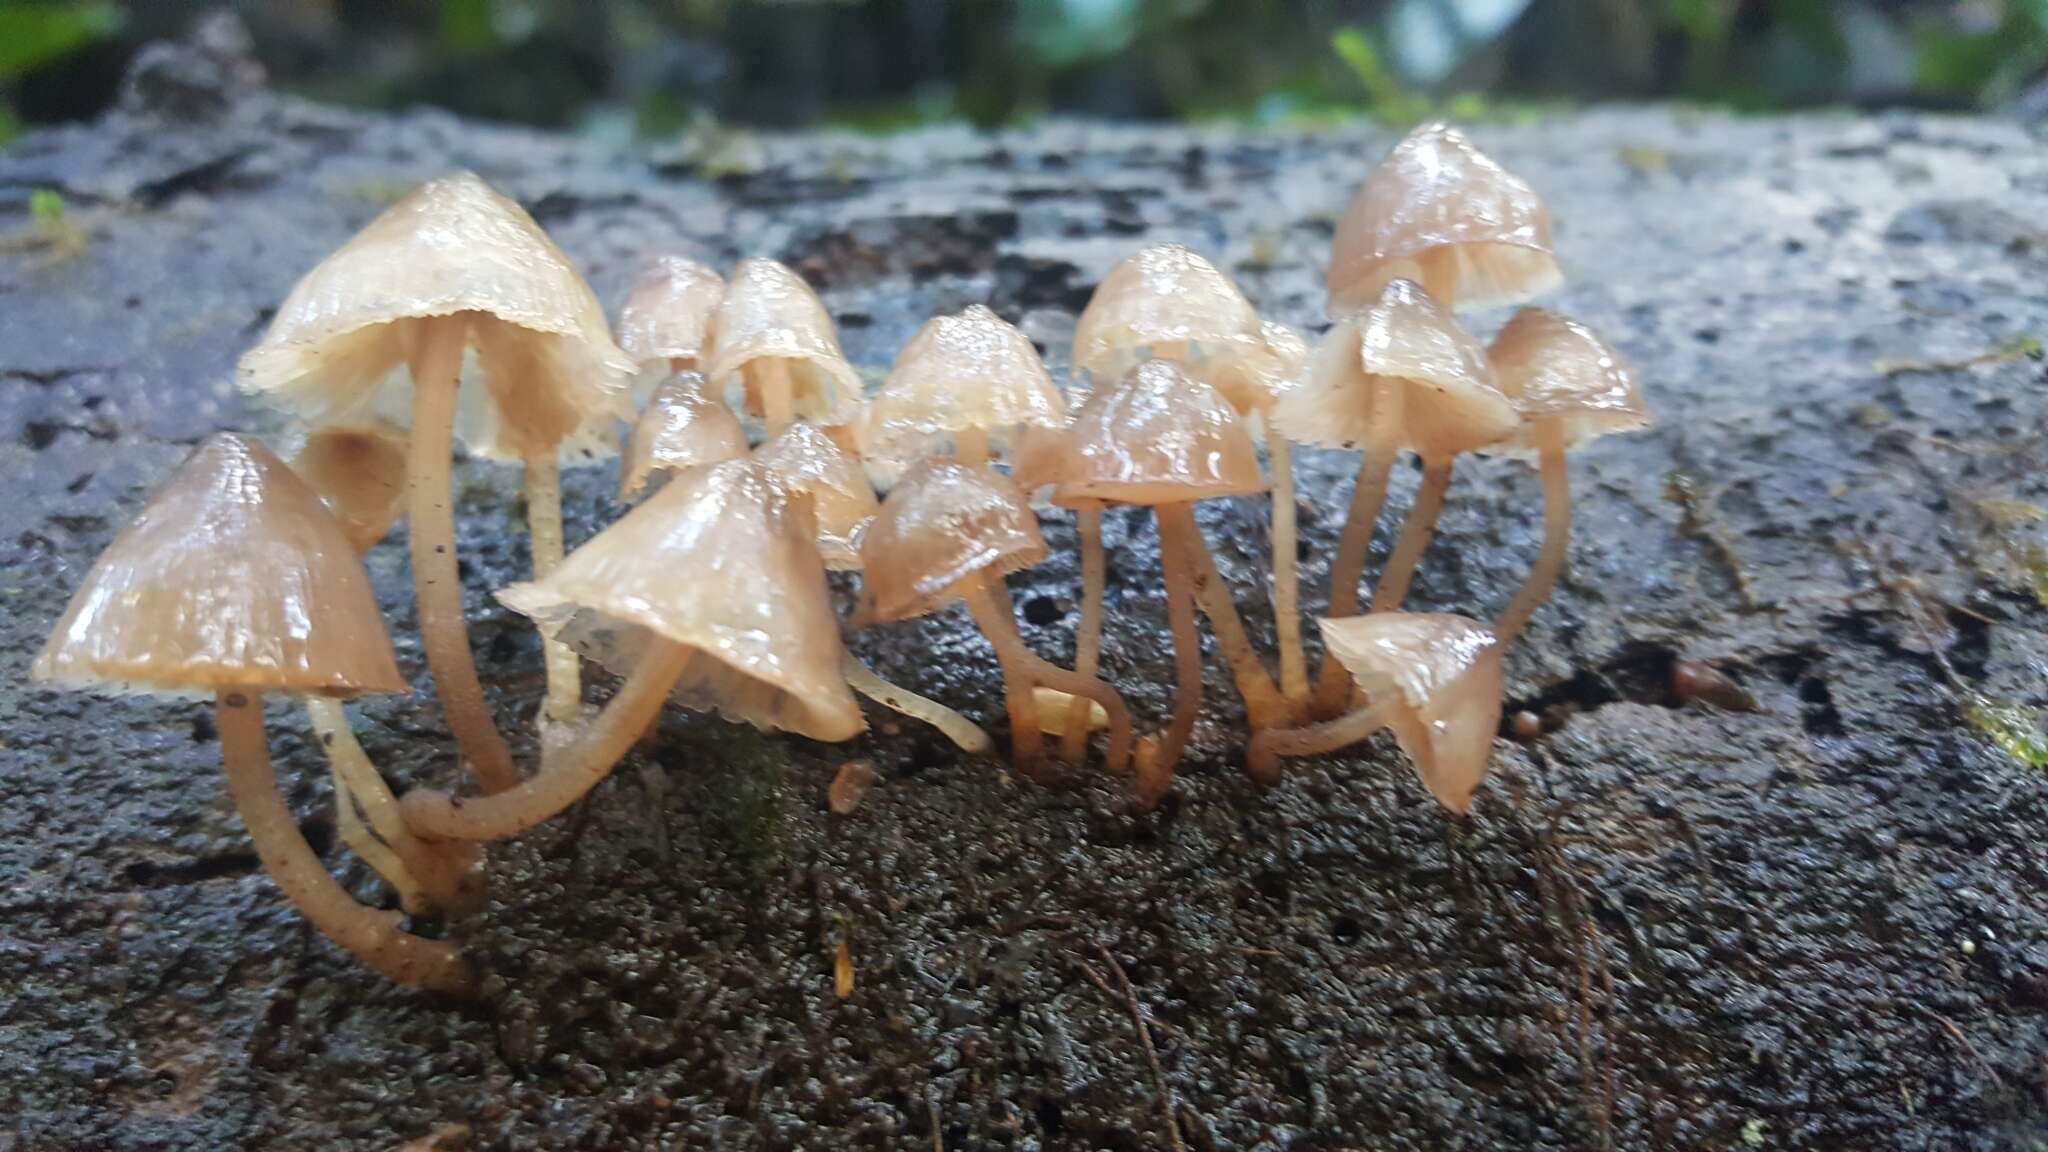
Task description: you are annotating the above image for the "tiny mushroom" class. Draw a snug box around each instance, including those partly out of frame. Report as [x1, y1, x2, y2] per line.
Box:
[401, 459, 865, 842]
[618, 372, 750, 503]
[861, 459, 1132, 782]
[287, 418, 409, 554]
[704, 258, 863, 438]
[1484, 307, 1652, 646]
[32, 434, 475, 993]
[615, 254, 726, 375]
[1328, 122, 1562, 316]
[859, 304, 1066, 471]
[1248, 613, 1504, 816]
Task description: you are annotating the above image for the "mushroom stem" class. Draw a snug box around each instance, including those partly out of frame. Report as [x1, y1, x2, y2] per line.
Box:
[1157, 502, 1292, 730]
[1370, 456, 1452, 613]
[958, 579, 1054, 783]
[1136, 516, 1205, 809]
[215, 691, 476, 995]
[953, 426, 991, 469]
[1268, 435, 1308, 707]
[304, 697, 486, 918]
[1245, 698, 1397, 787]
[331, 771, 416, 910]
[406, 312, 519, 795]
[1496, 419, 1569, 647]
[1014, 652, 1132, 778]
[1312, 387, 1403, 717]
[1058, 499, 1106, 763]
[402, 641, 693, 842]
[523, 447, 583, 734]
[758, 359, 798, 438]
[841, 651, 994, 755]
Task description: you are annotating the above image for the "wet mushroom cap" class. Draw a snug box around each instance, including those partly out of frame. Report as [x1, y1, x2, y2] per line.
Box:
[287, 419, 408, 554]
[1319, 612, 1504, 811]
[1072, 243, 1264, 386]
[860, 305, 1066, 466]
[33, 433, 405, 698]
[615, 255, 726, 368]
[1328, 122, 1562, 315]
[1043, 360, 1266, 507]
[498, 459, 864, 742]
[754, 421, 880, 570]
[618, 372, 750, 502]
[703, 258, 864, 426]
[236, 171, 636, 461]
[1483, 307, 1651, 453]
[1210, 319, 1310, 420]
[860, 459, 1048, 623]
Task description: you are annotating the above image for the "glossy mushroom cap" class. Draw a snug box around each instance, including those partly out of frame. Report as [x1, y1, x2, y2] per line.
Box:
[860, 305, 1066, 466]
[1072, 243, 1264, 386]
[754, 422, 880, 570]
[498, 459, 864, 742]
[237, 171, 637, 461]
[1211, 319, 1310, 418]
[1319, 612, 1503, 813]
[33, 433, 406, 698]
[1485, 307, 1651, 453]
[860, 459, 1048, 622]
[287, 419, 408, 553]
[1274, 279, 1517, 459]
[704, 258, 864, 427]
[1041, 360, 1266, 507]
[618, 373, 750, 502]
[615, 255, 726, 370]
[1328, 122, 1562, 315]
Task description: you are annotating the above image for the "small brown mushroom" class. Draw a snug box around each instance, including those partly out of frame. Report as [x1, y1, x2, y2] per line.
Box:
[401, 459, 865, 842]
[32, 434, 475, 993]
[618, 372, 750, 503]
[1482, 308, 1652, 646]
[861, 459, 1132, 782]
[1327, 122, 1562, 315]
[860, 304, 1066, 471]
[704, 258, 863, 438]
[615, 254, 726, 375]
[1248, 613, 1504, 815]
[287, 419, 409, 553]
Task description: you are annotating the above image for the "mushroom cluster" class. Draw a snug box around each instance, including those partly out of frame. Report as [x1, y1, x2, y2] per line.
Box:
[35, 123, 1650, 992]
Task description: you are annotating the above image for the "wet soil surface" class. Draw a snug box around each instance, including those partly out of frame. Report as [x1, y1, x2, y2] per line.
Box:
[3, 46, 2047, 1152]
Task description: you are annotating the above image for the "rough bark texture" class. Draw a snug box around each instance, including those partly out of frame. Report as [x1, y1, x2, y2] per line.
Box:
[4, 42, 2048, 1152]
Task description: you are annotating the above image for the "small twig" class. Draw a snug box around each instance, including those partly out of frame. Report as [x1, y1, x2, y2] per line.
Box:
[1929, 1011, 2003, 1088]
[1077, 943, 1186, 1151]
[928, 1094, 943, 1152]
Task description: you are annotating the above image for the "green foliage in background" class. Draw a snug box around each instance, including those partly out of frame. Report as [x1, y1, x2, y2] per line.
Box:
[0, 0, 121, 143]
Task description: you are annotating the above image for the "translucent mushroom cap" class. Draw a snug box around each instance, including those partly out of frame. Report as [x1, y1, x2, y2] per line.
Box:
[615, 254, 726, 369]
[287, 418, 408, 554]
[861, 459, 1048, 622]
[1041, 360, 1266, 507]
[498, 459, 863, 742]
[1485, 307, 1651, 454]
[618, 373, 750, 502]
[236, 171, 637, 461]
[754, 422, 880, 570]
[1319, 612, 1503, 814]
[704, 258, 864, 427]
[33, 433, 406, 699]
[1273, 279, 1517, 459]
[1072, 243, 1265, 387]
[1211, 319, 1311, 418]
[1328, 122, 1562, 315]
[860, 305, 1066, 466]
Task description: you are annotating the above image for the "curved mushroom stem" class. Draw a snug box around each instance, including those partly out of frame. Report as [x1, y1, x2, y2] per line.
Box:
[1312, 386, 1404, 717]
[1059, 499, 1107, 763]
[1268, 435, 1308, 708]
[1135, 514, 1205, 809]
[1496, 419, 1569, 648]
[331, 771, 417, 912]
[841, 651, 994, 755]
[1017, 654, 1132, 778]
[1370, 456, 1453, 614]
[757, 359, 798, 438]
[523, 446, 583, 736]
[406, 312, 519, 795]
[402, 641, 693, 842]
[953, 426, 991, 469]
[958, 579, 1055, 783]
[215, 691, 476, 995]
[1245, 698, 1397, 787]
[305, 697, 486, 918]
[1157, 502, 1292, 730]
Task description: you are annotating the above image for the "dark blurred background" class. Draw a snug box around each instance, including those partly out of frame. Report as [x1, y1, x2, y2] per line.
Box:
[2, 0, 2043, 143]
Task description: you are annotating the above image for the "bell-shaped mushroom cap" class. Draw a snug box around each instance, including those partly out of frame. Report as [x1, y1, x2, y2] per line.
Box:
[618, 373, 750, 502]
[498, 459, 864, 742]
[1319, 612, 1503, 813]
[236, 171, 638, 460]
[1040, 361, 1266, 507]
[861, 459, 1048, 622]
[860, 305, 1066, 466]
[1072, 243, 1264, 385]
[1274, 279, 1516, 459]
[1485, 307, 1650, 453]
[754, 422, 879, 570]
[1211, 319, 1311, 417]
[287, 418, 408, 554]
[1328, 122, 1562, 315]
[33, 433, 406, 698]
[704, 258, 864, 427]
[615, 255, 726, 369]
